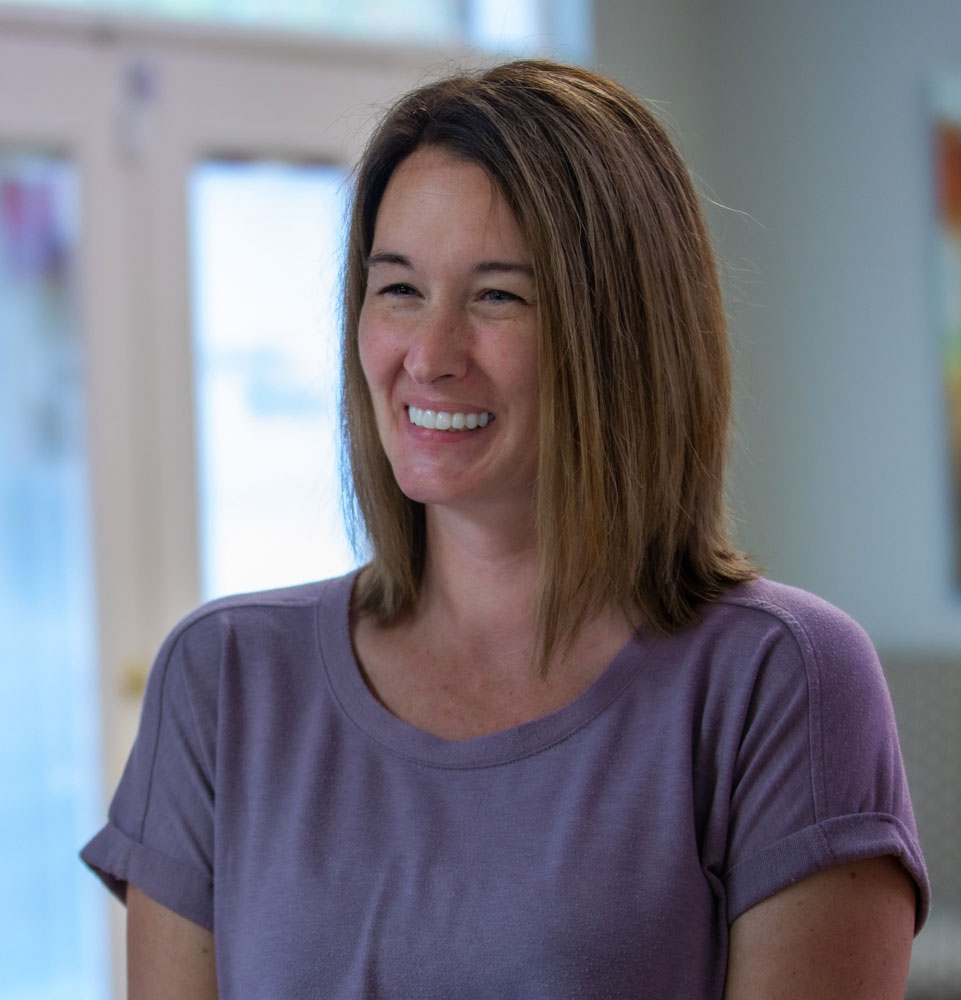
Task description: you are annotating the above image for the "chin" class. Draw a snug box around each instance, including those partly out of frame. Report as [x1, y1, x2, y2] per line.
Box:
[393, 481, 463, 507]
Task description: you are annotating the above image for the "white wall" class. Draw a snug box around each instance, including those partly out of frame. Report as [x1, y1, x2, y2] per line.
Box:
[595, 0, 961, 652]
[594, 0, 705, 160]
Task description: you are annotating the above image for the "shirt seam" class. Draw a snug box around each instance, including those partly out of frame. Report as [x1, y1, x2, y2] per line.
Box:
[315, 587, 662, 772]
[717, 590, 829, 825]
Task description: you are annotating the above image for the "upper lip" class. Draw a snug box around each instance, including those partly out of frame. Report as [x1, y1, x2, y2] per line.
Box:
[405, 401, 490, 413]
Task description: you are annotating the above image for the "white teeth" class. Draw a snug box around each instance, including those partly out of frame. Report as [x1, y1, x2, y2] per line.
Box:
[408, 406, 492, 431]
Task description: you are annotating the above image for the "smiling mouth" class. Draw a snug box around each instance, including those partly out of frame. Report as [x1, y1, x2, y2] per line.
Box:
[407, 406, 492, 431]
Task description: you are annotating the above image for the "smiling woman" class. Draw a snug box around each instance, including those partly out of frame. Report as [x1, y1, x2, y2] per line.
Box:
[358, 148, 541, 514]
[82, 60, 929, 999]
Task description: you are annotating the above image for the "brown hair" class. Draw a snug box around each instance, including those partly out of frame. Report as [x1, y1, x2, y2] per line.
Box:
[341, 59, 755, 669]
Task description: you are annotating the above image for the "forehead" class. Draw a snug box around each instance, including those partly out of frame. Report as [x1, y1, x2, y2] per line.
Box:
[372, 147, 528, 260]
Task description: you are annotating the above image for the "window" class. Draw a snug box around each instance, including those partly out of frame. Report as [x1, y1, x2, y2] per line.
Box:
[0, 0, 591, 61]
[190, 159, 355, 598]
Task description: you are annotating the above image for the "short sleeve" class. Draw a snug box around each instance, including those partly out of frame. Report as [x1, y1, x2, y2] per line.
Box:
[80, 616, 219, 930]
[721, 590, 930, 931]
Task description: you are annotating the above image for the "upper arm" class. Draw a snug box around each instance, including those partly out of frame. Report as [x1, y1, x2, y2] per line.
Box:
[723, 856, 916, 1000]
[127, 884, 218, 1000]
[719, 594, 929, 930]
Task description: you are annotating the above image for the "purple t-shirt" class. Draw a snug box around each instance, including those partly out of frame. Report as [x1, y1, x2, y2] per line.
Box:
[81, 572, 928, 998]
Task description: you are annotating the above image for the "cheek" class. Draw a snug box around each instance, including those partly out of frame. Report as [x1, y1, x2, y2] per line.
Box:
[357, 310, 389, 394]
[357, 314, 407, 449]
[503, 340, 540, 402]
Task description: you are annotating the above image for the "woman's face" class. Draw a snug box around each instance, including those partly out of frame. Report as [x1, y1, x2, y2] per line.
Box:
[358, 147, 540, 517]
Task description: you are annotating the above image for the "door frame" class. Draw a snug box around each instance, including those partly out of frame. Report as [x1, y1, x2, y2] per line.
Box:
[0, 5, 484, 993]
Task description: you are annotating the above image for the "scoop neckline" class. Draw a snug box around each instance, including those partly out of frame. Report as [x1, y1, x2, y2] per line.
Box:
[314, 570, 659, 770]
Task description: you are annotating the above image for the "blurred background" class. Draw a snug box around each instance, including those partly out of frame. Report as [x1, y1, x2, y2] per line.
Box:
[0, 1, 958, 997]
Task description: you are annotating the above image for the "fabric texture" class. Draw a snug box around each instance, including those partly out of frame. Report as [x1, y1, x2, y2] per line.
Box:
[81, 571, 929, 999]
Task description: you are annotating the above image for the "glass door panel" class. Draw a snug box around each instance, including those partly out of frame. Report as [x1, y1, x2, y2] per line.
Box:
[0, 0, 461, 44]
[189, 160, 356, 600]
[0, 0, 589, 58]
[0, 153, 108, 999]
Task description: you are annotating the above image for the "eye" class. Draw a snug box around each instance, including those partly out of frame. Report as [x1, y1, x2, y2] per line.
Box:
[379, 282, 419, 297]
[481, 288, 522, 304]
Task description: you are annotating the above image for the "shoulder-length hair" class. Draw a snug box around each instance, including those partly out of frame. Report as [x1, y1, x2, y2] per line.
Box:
[342, 59, 755, 670]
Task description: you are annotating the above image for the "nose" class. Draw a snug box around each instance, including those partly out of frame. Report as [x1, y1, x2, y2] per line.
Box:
[403, 303, 469, 384]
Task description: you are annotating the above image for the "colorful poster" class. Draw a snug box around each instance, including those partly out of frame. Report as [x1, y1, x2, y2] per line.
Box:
[934, 81, 961, 583]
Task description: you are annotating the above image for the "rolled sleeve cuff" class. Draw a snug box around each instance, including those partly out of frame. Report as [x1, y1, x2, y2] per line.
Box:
[80, 823, 214, 931]
[725, 813, 930, 933]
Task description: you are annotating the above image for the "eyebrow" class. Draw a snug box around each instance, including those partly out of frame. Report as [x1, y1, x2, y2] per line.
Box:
[366, 250, 534, 278]
[366, 251, 411, 269]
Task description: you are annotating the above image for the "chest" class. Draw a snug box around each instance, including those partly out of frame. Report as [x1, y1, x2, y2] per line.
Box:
[351, 614, 631, 741]
[211, 702, 729, 999]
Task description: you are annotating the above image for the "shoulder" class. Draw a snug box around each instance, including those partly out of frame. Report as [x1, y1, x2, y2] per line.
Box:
[653, 577, 884, 715]
[708, 577, 882, 686]
[159, 571, 357, 659]
[633, 577, 886, 746]
[142, 571, 358, 711]
[134, 570, 359, 759]
[716, 577, 874, 649]
[701, 580, 929, 928]
[704, 577, 892, 750]
[657, 576, 892, 755]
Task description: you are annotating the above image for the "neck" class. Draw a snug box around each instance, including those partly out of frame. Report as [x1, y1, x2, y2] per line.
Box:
[350, 498, 636, 738]
[416, 501, 540, 653]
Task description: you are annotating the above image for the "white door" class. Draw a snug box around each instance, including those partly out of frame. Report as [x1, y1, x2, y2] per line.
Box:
[0, 8, 478, 996]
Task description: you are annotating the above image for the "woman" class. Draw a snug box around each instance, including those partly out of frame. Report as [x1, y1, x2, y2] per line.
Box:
[83, 60, 928, 998]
